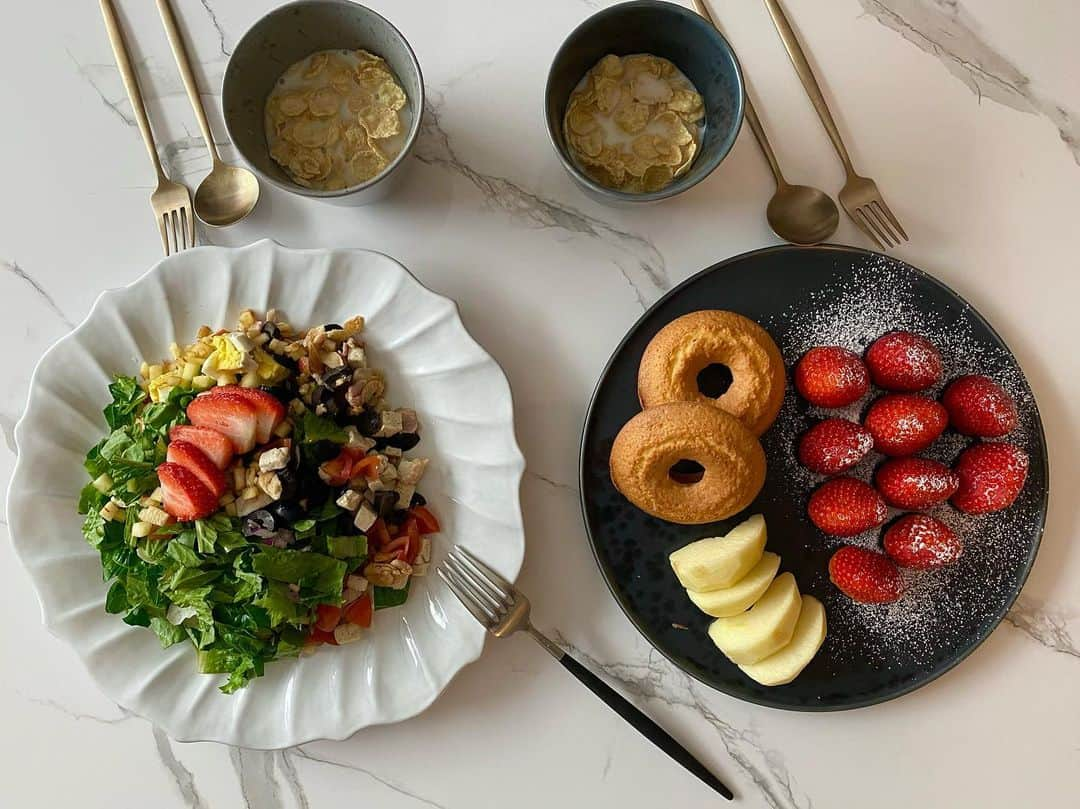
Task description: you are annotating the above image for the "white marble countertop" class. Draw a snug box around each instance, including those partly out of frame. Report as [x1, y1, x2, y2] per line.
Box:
[1, 0, 1077, 806]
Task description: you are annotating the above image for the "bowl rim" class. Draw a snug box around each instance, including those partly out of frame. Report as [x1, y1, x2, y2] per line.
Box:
[222, 0, 425, 199]
[544, 0, 746, 203]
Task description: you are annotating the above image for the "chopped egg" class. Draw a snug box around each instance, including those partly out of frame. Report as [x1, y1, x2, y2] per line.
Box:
[208, 334, 248, 371]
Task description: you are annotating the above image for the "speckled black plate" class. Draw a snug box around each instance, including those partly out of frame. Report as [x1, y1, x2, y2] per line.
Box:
[579, 245, 1049, 710]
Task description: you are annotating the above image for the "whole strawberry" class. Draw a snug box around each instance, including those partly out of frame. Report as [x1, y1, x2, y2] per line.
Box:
[798, 419, 874, 475]
[952, 442, 1029, 513]
[874, 456, 959, 509]
[829, 546, 903, 603]
[794, 347, 869, 408]
[807, 477, 888, 537]
[942, 375, 1018, 437]
[864, 393, 948, 456]
[883, 514, 963, 569]
[865, 331, 942, 391]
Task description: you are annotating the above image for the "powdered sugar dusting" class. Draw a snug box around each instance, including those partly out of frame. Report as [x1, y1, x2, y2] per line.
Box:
[763, 255, 1045, 667]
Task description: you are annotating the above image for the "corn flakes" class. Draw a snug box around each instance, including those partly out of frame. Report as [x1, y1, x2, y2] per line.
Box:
[561, 53, 704, 193]
[265, 49, 410, 190]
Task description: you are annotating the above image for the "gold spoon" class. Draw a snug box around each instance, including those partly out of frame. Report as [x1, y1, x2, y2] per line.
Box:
[692, 0, 838, 245]
[156, 0, 259, 227]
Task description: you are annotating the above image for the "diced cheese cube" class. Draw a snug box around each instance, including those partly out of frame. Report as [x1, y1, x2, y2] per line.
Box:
[394, 484, 415, 509]
[258, 447, 290, 472]
[397, 457, 429, 485]
[336, 489, 362, 511]
[353, 503, 377, 532]
[376, 410, 403, 437]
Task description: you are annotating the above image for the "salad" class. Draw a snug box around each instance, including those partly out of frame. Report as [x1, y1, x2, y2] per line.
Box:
[77, 308, 438, 692]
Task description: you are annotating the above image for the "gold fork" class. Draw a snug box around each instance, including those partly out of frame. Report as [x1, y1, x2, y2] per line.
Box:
[100, 0, 195, 255]
[762, 0, 908, 249]
[438, 545, 734, 800]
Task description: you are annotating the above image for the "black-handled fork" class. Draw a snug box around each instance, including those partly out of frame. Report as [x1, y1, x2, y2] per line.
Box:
[437, 545, 734, 800]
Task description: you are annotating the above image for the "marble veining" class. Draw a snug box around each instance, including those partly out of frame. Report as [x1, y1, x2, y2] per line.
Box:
[1, 260, 75, 329]
[416, 94, 670, 307]
[1005, 594, 1079, 659]
[553, 633, 812, 809]
[290, 748, 448, 809]
[155, 726, 208, 809]
[525, 470, 579, 494]
[860, 0, 1079, 164]
[198, 0, 232, 58]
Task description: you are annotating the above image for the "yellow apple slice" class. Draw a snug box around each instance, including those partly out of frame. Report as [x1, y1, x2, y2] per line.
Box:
[669, 514, 767, 591]
[707, 572, 801, 665]
[686, 552, 781, 617]
[739, 595, 827, 686]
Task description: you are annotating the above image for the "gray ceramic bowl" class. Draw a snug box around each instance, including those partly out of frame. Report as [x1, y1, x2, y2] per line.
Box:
[222, 0, 423, 206]
[545, 0, 745, 204]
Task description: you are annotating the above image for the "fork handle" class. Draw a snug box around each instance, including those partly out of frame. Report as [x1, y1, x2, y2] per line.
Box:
[691, 0, 785, 186]
[540, 635, 733, 800]
[156, 0, 220, 165]
[762, 0, 854, 173]
[99, 0, 167, 181]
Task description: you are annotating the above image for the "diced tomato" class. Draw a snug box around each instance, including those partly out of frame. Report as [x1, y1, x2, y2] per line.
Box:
[306, 627, 338, 646]
[343, 592, 373, 628]
[351, 455, 381, 480]
[402, 518, 422, 564]
[320, 453, 353, 486]
[409, 506, 440, 535]
[381, 535, 409, 555]
[321, 448, 381, 486]
[368, 518, 391, 549]
[315, 603, 342, 632]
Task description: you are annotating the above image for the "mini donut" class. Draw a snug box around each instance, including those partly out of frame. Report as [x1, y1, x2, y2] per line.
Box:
[638, 310, 786, 435]
[610, 401, 766, 524]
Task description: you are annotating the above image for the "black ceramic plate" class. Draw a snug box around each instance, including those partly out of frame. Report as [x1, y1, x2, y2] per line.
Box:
[579, 245, 1049, 710]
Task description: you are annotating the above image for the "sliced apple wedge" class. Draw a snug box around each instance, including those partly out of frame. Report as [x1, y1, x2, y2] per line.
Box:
[687, 552, 781, 617]
[739, 595, 827, 686]
[708, 572, 801, 665]
[669, 514, 767, 591]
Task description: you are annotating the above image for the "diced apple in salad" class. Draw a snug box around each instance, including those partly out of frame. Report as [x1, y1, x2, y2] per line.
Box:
[78, 309, 438, 693]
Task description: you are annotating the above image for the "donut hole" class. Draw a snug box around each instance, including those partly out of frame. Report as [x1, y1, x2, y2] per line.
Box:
[697, 363, 733, 398]
[668, 459, 705, 485]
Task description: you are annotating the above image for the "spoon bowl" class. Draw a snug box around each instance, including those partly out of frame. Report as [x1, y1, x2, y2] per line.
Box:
[193, 162, 260, 227]
[767, 182, 839, 246]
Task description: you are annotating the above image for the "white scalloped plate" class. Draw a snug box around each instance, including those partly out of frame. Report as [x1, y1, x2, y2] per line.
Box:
[6, 240, 525, 748]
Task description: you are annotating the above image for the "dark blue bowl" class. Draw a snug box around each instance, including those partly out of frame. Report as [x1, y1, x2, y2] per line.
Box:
[545, 0, 745, 204]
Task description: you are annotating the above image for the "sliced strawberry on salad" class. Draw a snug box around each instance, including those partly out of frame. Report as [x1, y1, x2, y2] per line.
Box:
[187, 389, 260, 453]
[157, 462, 218, 521]
[166, 439, 228, 498]
[227, 387, 286, 443]
[169, 424, 235, 469]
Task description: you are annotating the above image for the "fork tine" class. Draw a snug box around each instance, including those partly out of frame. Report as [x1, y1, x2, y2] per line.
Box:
[177, 208, 188, 250]
[445, 555, 507, 614]
[182, 207, 195, 249]
[169, 210, 181, 254]
[438, 566, 497, 626]
[453, 545, 513, 596]
[864, 203, 900, 247]
[870, 199, 907, 242]
[853, 207, 887, 250]
[158, 213, 171, 256]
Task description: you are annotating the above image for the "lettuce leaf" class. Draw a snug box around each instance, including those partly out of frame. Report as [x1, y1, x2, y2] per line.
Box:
[298, 410, 348, 444]
[252, 547, 347, 600]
